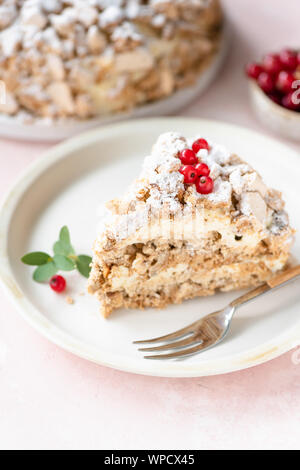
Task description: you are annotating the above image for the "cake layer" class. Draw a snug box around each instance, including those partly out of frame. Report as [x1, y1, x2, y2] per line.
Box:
[90, 210, 293, 317]
[89, 233, 291, 317]
[89, 259, 286, 317]
[91, 225, 292, 287]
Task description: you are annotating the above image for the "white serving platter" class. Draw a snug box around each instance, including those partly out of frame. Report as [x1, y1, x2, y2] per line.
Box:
[0, 118, 300, 377]
[0, 23, 230, 143]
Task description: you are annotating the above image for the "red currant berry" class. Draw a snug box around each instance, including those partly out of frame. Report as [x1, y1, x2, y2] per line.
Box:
[50, 275, 66, 293]
[179, 149, 198, 165]
[245, 62, 263, 79]
[179, 165, 197, 184]
[192, 138, 210, 154]
[282, 92, 300, 111]
[257, 72, 275, 93]
[194, 162, 210, 177]
[268, 93, 282, 105]
[276, 70, 295, 94]
[263, 53, 282, 75]
[195, 176, 214, 195]
[279, 49, 298, 70]
[298, 51, 300, 65]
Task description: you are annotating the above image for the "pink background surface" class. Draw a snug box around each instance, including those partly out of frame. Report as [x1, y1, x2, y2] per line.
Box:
[1, 0, 300, 450]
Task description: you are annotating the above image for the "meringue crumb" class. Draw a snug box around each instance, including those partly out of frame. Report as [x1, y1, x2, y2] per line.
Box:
[66, 296, 74, 305]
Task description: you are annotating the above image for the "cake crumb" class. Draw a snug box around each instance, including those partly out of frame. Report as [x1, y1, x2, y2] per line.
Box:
[66, 296, 74, 305]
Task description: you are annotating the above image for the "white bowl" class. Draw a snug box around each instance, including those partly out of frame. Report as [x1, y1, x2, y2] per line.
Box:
[249, 80, 300, 142]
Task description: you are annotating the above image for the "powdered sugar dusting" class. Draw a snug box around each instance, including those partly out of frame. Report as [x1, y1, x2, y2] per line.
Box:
[1, 0, 203, 59]
[138, 132, 186, 213]
[206, 178, 232, 204]
[142, 132, 186, 175]
[112, 21, 142, 42]
[99, 5, 124, 27]
[229, 168, 245, 196]
[0, 0, 221, 121]
[97, 132, 290, 242]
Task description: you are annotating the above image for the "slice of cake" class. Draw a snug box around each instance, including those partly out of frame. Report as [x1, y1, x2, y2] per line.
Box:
[88, 132, 294, 317]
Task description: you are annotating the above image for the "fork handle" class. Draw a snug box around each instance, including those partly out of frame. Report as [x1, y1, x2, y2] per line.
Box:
[230, 264, 300, 308]
[267, 264, 300, 288]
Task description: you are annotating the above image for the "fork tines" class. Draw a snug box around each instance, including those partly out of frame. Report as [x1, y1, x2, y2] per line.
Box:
[133, 324, 213, 360]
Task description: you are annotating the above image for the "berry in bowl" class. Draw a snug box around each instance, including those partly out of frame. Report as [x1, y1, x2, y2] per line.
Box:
[246, 49, 300, 141]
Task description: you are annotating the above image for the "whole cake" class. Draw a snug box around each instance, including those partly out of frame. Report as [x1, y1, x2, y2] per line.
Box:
[88, 132, 294, 317]
[0, 0, 223, 121]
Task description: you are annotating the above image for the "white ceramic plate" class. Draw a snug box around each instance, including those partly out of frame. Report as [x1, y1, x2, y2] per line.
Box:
[1, 118, 300, 377]
[0, 24, 230, 143]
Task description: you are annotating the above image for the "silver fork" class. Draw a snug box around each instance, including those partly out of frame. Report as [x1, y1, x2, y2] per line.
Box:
[134, 265, 300, 360]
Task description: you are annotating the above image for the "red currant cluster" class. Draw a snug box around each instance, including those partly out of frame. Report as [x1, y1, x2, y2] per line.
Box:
[246, 49, 300, 112]
[179, 138, 214, 195]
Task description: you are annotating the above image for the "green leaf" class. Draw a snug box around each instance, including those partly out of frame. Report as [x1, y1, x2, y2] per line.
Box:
[59, 226, 71, 244]
[53, 254, 75, 271]
[33, 262, 57, 283]
[60, 226, 75, 254]
[21, 252, 51, 266]
[53, 240, 67, 256]
[76, 255, 92, 278]
[53, 226, 75, 256]
[53, 240, 75, 256]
